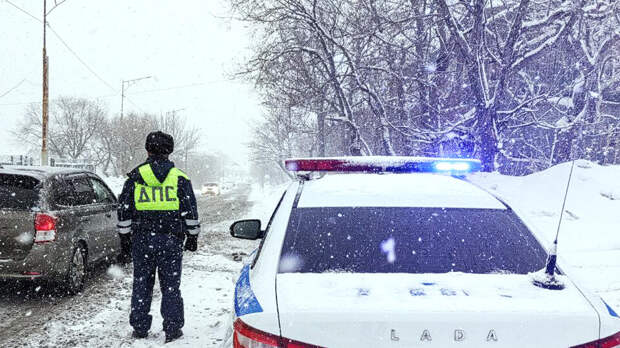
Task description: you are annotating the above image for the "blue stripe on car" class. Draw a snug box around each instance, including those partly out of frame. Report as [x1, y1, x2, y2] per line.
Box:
[234, 264, 263, 317]
[602, 299, 619, 318]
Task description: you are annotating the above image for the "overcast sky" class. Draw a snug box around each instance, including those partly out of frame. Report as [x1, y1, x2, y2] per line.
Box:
[0, 0, 260, 163]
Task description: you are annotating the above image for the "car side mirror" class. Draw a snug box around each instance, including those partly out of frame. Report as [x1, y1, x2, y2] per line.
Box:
[230, 219, 262, 240]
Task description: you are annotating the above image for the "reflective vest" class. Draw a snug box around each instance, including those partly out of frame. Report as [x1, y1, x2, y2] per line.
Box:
[134, 164, 188, 211]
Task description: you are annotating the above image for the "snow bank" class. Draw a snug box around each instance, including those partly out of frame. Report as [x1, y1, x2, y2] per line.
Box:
[468, 160, 620, 253]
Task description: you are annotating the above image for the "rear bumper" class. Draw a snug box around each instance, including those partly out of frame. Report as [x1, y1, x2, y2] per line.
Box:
[0, 243, 69, 280]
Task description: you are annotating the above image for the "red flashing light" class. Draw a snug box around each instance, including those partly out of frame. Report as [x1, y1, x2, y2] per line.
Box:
[233, 319, 324, 348]
[34, 213, 57, 244]
[571, 331, 620, 348]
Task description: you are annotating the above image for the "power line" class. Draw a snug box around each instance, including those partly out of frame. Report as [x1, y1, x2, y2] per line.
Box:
[45, 24, 148, 113]
[2, 0, 231, 114]
[46, 24, 117, 93]
[0, 79, 27, 99]
[0, 80, 226, 107]
[4, 1, 114, 92]
[128, 81, 228, 95]
[3, 1, 146, 114]
[5, 0, 42, 23]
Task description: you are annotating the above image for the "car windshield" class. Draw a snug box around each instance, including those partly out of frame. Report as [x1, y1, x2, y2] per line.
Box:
[279, 207, 547, 274]
[0, 174, 41, 210]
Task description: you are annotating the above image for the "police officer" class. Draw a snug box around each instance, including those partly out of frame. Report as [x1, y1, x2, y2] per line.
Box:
[116, 131, 200, 343]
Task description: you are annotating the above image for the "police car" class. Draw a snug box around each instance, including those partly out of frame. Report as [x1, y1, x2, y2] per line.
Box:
[224, 157, 620, 348]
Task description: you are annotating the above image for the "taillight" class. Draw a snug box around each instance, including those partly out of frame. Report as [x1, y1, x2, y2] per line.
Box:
[233, 319, 324, 348]
[34, 213, 57, 244]
[571, 332, 620, 348]
[233, 319, 279, 348]
[23, 271, 41, 276]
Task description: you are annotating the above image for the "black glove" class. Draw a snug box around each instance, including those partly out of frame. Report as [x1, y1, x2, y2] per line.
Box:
[184, 234, 198, 252]
[117, 233, 132, 263]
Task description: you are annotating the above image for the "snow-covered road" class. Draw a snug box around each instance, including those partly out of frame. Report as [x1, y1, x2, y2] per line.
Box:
[0, 186, 260, 348]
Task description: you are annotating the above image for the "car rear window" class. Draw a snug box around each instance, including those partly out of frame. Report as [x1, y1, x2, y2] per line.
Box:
[0, 174, 41, 210]
[279, 207, 547, 274]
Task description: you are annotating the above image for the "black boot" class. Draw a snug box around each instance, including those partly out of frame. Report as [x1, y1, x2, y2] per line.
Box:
[165, 329, 183, 343]
[132, 331, 148, 339]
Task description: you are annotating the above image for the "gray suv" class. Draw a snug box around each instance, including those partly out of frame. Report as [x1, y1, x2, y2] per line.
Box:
[0, 166, 120, 294]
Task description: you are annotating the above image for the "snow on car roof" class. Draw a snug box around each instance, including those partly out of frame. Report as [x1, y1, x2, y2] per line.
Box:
[297, 173, 506, 209]
[0, 166, 89, 179]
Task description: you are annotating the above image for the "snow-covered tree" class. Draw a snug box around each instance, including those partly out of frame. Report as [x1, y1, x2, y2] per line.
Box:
[232, 0, 619, 174]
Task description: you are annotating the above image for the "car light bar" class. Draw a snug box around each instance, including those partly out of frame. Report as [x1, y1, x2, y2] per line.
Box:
[284, 156, 481, 174]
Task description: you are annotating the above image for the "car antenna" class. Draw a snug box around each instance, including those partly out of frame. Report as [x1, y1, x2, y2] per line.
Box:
[532, 160, 576, 290]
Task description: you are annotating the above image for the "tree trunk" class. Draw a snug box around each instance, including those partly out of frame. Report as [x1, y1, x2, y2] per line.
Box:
[317, 112, 326, 157]
[476, 108, 498, 171]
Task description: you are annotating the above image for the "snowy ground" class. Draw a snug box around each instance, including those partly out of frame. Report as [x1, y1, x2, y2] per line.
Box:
[0, 163, 617, 347]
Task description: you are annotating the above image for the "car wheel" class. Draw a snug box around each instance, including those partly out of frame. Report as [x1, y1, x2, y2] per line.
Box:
[64, 245, 87, 295]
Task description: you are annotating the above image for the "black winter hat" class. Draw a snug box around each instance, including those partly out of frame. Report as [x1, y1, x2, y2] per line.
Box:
[145, 131, 174, 155]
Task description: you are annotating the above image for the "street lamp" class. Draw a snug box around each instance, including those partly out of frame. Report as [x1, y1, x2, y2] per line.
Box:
[120, 76, 151, 118]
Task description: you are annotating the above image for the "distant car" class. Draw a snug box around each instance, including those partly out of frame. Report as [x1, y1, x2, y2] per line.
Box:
[224, 157, 620, 348]
[0, 166, 119, 294]
[202, 183, 220, 196]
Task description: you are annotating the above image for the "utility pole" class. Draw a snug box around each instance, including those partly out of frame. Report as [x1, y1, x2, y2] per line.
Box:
[41, 0, 49, 166]
[120, 76, 151, 118]
[41, 0, 66, 166]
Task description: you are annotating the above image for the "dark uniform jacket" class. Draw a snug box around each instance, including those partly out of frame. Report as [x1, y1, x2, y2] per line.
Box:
[117, 156, 200, 239]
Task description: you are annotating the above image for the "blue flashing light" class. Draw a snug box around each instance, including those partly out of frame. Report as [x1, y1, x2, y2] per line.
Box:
[433, 161, 472, 172]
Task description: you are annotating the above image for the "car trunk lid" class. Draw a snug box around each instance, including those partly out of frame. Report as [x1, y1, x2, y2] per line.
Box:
[0, 174, 40, 260]
[276, 273, 600, 348]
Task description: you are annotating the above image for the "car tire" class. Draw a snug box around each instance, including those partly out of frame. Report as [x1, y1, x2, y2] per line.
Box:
[63, 245, 87, 295]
